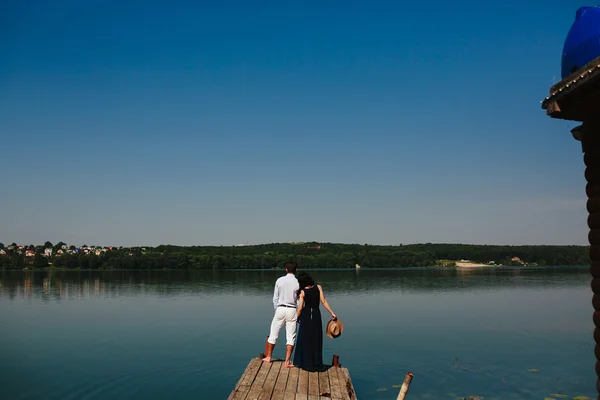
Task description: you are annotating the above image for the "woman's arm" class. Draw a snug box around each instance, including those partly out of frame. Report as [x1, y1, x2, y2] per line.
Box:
[296, 290, 305, 319]
[318, 285, 336, 319]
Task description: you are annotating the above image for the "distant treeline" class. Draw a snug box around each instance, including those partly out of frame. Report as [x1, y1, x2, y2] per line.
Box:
[0, 242, 590, 270]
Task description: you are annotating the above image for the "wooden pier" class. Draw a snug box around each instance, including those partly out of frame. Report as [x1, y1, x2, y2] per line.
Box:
[227, 358, 357, 400]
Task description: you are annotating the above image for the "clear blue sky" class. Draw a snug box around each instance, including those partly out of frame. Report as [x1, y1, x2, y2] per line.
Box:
[0, 0, 590, 246]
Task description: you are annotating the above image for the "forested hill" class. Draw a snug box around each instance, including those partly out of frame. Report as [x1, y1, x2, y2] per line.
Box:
[0, 242, 589, 270]
[153, 242, 588, 268]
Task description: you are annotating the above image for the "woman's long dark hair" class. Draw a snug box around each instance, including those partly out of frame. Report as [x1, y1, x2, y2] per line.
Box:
[297, 271, 316, 296]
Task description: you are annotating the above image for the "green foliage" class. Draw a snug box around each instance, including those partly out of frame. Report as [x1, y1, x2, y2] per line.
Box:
[0, 251, 25, 270]
[33, 253, 49, 269]
[0, 242, 591, 270]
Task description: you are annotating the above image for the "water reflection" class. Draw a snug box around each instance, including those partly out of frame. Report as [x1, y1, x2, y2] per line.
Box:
[0, 267, 590, 303]
[0, 267, 594, 400]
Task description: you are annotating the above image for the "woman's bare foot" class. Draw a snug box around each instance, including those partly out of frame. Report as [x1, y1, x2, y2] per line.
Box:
[262, 356, 272, 363]
[284, 361, 294, 368]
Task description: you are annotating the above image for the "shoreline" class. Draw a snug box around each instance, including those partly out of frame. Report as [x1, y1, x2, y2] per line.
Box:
[455, 262, 494, 268]
[0, 265, 587, 272]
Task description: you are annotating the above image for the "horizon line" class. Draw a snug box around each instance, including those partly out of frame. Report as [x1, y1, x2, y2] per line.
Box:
[1, 241, 590, 248]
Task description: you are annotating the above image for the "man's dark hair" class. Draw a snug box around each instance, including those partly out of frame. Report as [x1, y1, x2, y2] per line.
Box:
[285, 261, 298, 274]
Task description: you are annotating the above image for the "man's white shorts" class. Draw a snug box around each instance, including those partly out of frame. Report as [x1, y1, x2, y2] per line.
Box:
[267, 306, 297, 346]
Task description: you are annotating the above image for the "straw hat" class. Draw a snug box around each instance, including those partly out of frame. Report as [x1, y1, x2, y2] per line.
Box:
[326, 317, 344, 339]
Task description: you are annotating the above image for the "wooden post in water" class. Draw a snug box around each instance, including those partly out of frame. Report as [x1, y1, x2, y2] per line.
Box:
[396, 372, 414, 400]
[260, 335, 269, 359]
[542, 55, 600, 396]
[332, 354, 340, 367]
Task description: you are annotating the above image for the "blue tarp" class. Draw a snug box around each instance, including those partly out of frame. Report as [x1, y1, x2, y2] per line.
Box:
[561, 6, 600, 78]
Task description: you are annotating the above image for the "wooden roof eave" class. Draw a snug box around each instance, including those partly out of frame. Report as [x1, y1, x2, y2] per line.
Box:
[541, 55, 600, 122]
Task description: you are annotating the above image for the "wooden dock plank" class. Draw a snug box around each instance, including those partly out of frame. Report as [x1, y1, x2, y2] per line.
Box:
[285, 367, 299, 392]
[245, 361, 272, 400]
[318, 369, 331, 397]
[231, 385, 249, 400]
[296, 369, 309, 400]
[227, 361, 253, 400]
[270, 364, 290, 400]
[240, 358, 263, 387]
[308, 371, 319, 396]
[257, 362, 282, 400]
[336, 367, 351, 400]
[284, 367, 299, 400]
[230, 359, 357, 400]
[229, 359, 263, 400]
[339, 368, 357, 400]
[232, 360, 255, 390]
[229, 383, 248, 400]
[283, 391, 296, 400]
[327, 367, 344, 400]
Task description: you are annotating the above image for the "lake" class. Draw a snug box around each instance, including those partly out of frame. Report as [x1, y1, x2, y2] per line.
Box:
[0, 267, 594, 399]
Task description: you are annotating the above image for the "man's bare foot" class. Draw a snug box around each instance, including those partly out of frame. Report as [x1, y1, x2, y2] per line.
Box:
[262, 356, 272, 363]
[284, 361, 294, 368]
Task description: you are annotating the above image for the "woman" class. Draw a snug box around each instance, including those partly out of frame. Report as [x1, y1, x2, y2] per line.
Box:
[294, 272, 337, 372]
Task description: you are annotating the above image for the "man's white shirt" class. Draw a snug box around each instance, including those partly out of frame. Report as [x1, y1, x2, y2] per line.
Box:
[272, 273, 299, 309]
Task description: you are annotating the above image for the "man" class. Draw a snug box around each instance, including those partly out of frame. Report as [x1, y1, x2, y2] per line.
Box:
[262, 261, 299, 368]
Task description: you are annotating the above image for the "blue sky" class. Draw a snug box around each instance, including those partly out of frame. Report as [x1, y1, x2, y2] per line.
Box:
[0, 0, 591, 246]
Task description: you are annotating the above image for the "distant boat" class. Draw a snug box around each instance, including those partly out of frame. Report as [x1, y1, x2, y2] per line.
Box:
[561, 6, 600, 78]
[355, 264, 361, 269]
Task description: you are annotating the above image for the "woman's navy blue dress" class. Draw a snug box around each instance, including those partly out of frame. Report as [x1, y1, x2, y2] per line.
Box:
[294, 286, 323, 371]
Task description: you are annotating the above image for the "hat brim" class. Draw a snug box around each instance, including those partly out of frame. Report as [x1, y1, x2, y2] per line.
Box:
[326, 318, 343, 339]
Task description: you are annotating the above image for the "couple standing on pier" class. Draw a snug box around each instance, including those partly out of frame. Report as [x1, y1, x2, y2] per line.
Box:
[262, 261, 343, 371]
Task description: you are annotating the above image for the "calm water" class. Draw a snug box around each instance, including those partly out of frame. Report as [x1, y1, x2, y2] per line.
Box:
[0, 267, 594, 399]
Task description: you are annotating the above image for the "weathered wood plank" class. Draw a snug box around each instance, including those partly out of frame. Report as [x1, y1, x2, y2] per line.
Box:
[284, 367, 299, 400]
[239, 358, 263, 387]
[308, 371, 319, 396]
[318, 370, 331, 397]
[231, 379, 255, 400]
[339, 368, 357, 400]
[336, 367, 351, 400]
[227, 361, 253, 400]
[285, 367, 299, 392]
[270, 364, 290, 400]
[245, 361, 272, 400]
[231, 386, 251, 400]
[283, 390, 296, 400]
[229, 359, 263, 400]
[257, 362, 282, 400]
[232, 360, 254, 390]
[297, 369, 309, 399]
[327, 367, 344, 400]
[230, 359, 356, 400]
